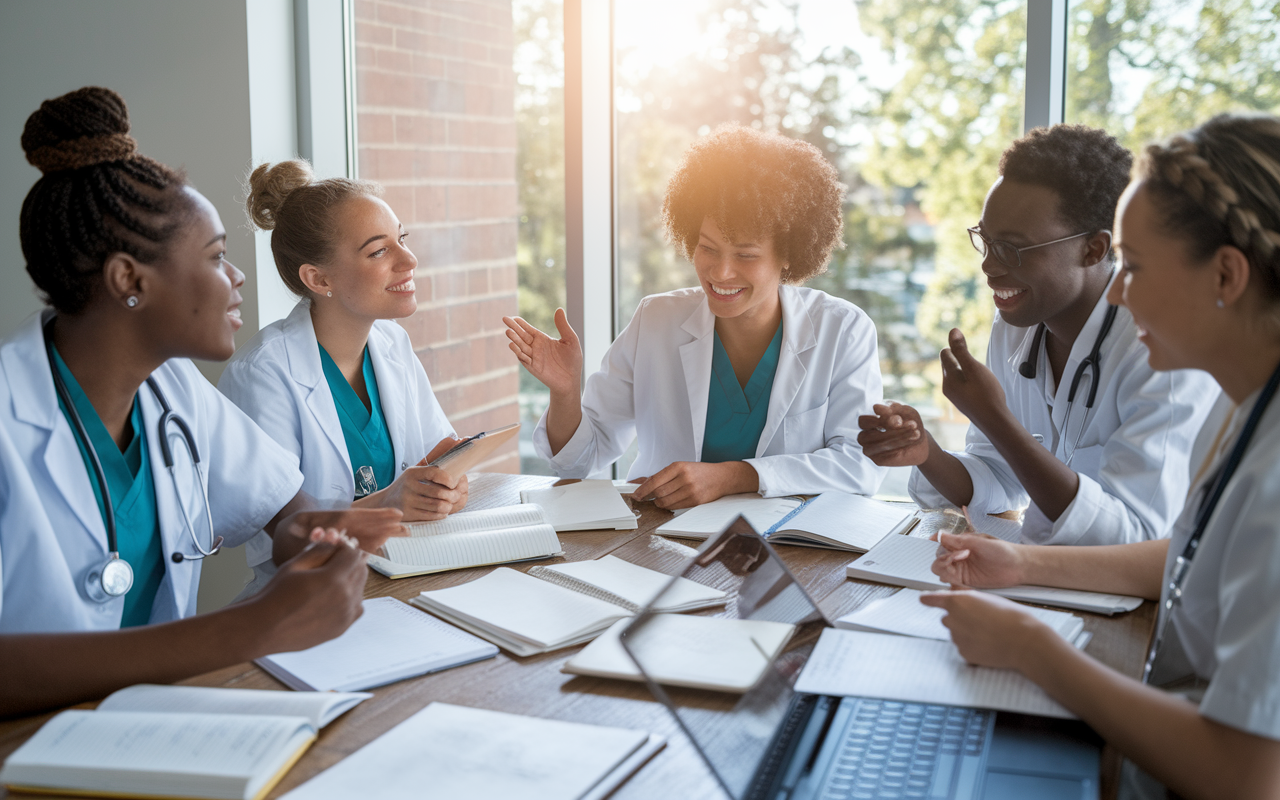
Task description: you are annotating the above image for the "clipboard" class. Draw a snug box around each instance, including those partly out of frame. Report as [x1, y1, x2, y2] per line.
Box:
[429, 422, 520, 480]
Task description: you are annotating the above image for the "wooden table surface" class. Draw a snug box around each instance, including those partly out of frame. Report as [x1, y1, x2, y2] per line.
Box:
[0, 473, 1155, 799]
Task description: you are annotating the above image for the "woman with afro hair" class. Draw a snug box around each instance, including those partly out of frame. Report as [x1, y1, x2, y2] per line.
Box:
[505, 125, 886, 507]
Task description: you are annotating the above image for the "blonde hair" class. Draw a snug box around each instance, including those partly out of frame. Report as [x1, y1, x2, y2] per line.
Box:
[246, 159, 382, 296]
[1138, 114, 1280, 305]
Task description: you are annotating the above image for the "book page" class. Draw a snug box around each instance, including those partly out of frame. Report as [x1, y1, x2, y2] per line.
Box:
[257, 598, 496, 692]
[777, 493, 913, 550]
[837, 589, 1081, 642]
[406, 504, 546, 537]
[544, 556, 725, 612]
[795, 629, 1073, 719]
[384, 523, 559, 568]
[98, 685, 369, 729]
[992, 585, 1143, 614]
[846, 534, 947, 590]
[520, 480, 638, 531]
[655, 494, 800, 537]
[280, 703, 651, 800]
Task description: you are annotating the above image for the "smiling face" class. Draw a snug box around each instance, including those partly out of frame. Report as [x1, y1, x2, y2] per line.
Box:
[693, 217, 784, 326]
[977, 178, 1095, 328]
[313, 195, 418, 321]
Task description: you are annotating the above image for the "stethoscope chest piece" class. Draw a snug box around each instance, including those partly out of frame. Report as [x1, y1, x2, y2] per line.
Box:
[84, 553, 134, 603]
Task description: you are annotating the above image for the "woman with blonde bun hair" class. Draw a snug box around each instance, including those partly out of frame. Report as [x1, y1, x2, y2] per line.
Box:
[220, 159, 464, 595]
[921, 113, 1280, 799]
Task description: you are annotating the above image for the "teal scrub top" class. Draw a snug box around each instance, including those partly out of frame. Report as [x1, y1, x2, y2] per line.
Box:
[319, 343, 395, 498]
[701, 324, 784, 463]
[51, 347, 164, 628]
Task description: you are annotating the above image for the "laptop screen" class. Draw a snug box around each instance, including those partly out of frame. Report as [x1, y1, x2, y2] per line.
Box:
[620, 516, 832, 800]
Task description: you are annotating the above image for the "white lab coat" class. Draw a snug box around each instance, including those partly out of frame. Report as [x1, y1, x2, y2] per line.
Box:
[218, 302, 454, 591]
[908, 291, 1219, 545]
[536, 286, 886, 497]
[0, 311, 303, 632]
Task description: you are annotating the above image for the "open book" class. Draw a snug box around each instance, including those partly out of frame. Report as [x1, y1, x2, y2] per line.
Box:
[257, 597, 498, 691]
[411, 557, 727, 656]
[280, 702, 664, 800]
[368, 505, 564, 579]
[836, 588, 1087, 648]
[563, 614, 796, 692]
[0, 685, 367, 800]
[845, 533, 1144, 615]
[520, 479, 639, 531]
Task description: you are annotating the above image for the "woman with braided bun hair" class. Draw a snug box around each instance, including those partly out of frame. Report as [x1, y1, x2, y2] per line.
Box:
[218, 159, 464, 597]
[919, 114, 1280, 799]
[0, 87, 408, 717]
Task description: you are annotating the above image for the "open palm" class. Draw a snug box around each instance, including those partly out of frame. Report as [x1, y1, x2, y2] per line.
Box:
[504, 308, 582, 396]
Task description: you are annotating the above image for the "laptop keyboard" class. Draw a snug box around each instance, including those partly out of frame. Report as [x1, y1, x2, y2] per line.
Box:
[817, 698, 994, 800]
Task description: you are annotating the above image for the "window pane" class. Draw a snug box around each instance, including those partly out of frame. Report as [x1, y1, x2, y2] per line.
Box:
[1066, 0, 1280, 148]
[613, 0, 1027, 495]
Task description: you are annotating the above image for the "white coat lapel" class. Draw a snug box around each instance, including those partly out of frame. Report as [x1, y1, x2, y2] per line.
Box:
[679, 300, 716, 460]
[367, 324, 409, 470]
[758, 287, 815, 456]
[282, 304, 351, 474]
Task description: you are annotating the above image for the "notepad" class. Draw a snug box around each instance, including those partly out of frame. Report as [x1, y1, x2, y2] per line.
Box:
[0, 684, 364, 800]
[563, 614, 796, 692]
[795, 628, 1073, 719]
[256, 597, 498, 691]
[765, 493, 917, 551]
[280, 702, 664, 800]
[520, 479, 639, 531]
[835, 588, 1085, 646]
[845, 534, 1144, 615]
[411, 558, 726, 656]
[655, 493, 804, 538]
[368, 504, 564, 579]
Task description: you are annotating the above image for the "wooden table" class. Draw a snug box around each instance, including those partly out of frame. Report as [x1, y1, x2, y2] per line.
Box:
[0, 473, 1156, 799]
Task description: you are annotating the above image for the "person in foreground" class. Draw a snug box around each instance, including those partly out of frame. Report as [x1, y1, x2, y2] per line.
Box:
[858, 125, 1218, 545]
[219, 160, 464, 595]
[0, 87, 405, 718]
[923, 113, 1280, 799]
[505, 125, 885, 508]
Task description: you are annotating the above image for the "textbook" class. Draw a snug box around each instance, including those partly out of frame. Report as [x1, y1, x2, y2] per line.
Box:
[280, 702, 664, 800]
[845, 533, 1144, 615]
[656, 491, 915, 551]
[0, 685, 367, 800]
[410, 557, 727, 656]
[520, 478, 639, 531]
[368, 504, 564, 579]
[835, 587, 1086, 647]
[257, 597, 498, 691]
[563, 614, 796, 692]
[429, 422, 521, 480]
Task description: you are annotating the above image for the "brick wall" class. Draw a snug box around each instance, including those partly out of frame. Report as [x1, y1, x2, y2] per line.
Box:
[355, 0, 520, 473]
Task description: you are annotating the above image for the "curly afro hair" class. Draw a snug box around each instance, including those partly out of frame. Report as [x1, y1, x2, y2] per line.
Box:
[662, 125, 845, 283]
[999, 124, 1133, 250]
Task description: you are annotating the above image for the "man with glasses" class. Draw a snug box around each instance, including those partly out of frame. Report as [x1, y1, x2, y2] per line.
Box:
[857, 124, 1218, 545]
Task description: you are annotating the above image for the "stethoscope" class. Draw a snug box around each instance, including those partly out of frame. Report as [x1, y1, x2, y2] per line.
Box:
[1017, 303, 1119, 465]
[42, 319, 223, 604]
[1143, 358, 1280, 682]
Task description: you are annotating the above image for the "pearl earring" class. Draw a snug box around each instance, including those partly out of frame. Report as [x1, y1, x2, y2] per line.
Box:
[126, 296, 138, 308]
[327, 291, 333, 297]
[1217, 299, 1225, 308]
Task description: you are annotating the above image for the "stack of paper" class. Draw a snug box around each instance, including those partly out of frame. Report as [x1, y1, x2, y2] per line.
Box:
[835, 588, 1086, 647]
[257, 597, 498, 691]
[368, 505, 564, 579]
[520, 479, 639, 531]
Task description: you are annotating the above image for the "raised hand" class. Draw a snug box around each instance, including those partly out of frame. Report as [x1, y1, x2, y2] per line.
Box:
[504, 308, 582, 398]
[931, 531, 1027, 589]
[939, 328, 1007, 430]
[857, 402, 930, 466]
[250, 530, 369, 654]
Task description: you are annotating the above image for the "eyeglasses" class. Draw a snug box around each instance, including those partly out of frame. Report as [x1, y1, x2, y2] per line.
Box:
[967, 226, 1093, 268]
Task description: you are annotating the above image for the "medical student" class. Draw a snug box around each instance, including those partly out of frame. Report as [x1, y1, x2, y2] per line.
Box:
[219, 160, 463, 595]
[857, 124, 1219, 545]
[923, 113, 1280, 799]
[0, 87, 407, 718]
[506, 125, 885, 508]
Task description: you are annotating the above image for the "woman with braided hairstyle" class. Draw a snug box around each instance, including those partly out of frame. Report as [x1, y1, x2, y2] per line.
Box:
[922, 113, 1280, 798]
[0, 87, 407, 717]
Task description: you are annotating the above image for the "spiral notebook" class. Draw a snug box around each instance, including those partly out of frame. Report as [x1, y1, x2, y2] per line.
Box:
[410, 557, 727, 656]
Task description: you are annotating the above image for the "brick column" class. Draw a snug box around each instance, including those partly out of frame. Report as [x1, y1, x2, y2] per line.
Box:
[355, 0, 520, 473]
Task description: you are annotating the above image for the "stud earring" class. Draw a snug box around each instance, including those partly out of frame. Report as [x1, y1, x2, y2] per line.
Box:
[1217, 299, 1225, 308]
[126, 296, 138, 308]
[327, 291, 333, 297]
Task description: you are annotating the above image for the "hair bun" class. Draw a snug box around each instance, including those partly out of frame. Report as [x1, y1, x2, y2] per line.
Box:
[22, 87, 138, 173]
[247, 160, 315, 231]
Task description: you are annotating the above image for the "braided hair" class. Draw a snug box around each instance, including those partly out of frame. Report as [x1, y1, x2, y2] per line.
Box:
[1139, 114, 1280, 302]
[20, 86, 190, 314]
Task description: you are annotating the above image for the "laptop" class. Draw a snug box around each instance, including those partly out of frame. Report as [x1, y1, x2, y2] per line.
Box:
[620, 516, 1102, 800]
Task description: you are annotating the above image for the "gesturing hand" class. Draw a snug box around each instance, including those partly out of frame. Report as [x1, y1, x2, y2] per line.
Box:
[857, 402, 930, 467]
[504, 308, 582, 398]
[278, 507, 406, 556]
[931, 531, 1026, 589]
[939, 329, 1007, 430]
[633, 461, 759, 510]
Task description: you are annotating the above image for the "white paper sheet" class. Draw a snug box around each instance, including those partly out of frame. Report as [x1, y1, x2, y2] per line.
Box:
[655, 494, 801, 538]
[836, 588, 1083, 643]
[520, 480, 639, 531]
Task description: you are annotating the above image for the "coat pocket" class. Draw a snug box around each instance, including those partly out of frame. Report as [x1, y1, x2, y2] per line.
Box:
[782, 400, 829, 453]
